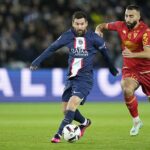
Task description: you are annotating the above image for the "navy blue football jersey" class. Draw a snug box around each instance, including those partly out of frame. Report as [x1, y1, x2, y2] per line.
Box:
[32, 28, 108, 78]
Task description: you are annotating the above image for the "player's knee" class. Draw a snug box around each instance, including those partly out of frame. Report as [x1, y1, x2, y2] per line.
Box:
[122, 86, 134, 97]
[67, 96, 81, 111]
[121, 79, 138, 98]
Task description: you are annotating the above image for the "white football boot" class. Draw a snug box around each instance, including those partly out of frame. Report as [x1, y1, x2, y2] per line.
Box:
[130, 120, 143, 136]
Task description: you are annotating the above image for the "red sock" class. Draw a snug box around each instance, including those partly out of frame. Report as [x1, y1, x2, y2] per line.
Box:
[125, 95, 138, 118]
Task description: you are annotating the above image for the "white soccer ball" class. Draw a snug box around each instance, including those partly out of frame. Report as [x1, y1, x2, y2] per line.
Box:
[63, 124, 81, 142]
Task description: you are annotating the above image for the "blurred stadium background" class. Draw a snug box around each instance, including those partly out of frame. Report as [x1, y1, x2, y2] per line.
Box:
[0, 0, 149, 102]
[0, 0, 150, 69]
[0, 1, 150, 150]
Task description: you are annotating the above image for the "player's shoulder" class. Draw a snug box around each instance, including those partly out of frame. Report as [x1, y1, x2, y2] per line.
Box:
[87, 29, 103, 39]
[143, 28, 150, 38]
[140, 22, 150, 34]
[139, 21, 149, 30]
[86, 30, 105, 46]
[144, 27, 150, 33]
[58, 29, 74, 41]
[144, 25, 150, 33]
[108, 21, 124, 26]
[62, 29, 74, 36]
[145, 28, 150, 32]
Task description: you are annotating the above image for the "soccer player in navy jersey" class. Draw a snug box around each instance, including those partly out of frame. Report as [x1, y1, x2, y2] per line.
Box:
[30, 11, 118, 143]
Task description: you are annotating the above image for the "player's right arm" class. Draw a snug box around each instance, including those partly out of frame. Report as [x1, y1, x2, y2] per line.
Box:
[30, 31, 71, 70]
[95, 21, 121, 36]
[95, 23, 108, 37]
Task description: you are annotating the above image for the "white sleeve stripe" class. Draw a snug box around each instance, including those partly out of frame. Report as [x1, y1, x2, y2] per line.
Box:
[98, 43, 106, 49]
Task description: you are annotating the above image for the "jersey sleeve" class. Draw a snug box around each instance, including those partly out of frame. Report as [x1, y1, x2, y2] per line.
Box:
[142, 28, 150, 46]
[93, 33, 106, 50]
[107, 21, 123, 31]
[50, 30, 72, 50]
[93, 33, 118, 76]
[31, 30, 72, 66]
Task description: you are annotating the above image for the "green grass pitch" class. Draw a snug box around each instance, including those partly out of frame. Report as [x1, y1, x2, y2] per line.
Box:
[0, 102, 150, 150]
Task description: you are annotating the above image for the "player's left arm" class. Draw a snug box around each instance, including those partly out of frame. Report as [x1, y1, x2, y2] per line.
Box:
[122, 46, 150, 59]
[123, 29, 150, 59]
[93, 33, 119, 76]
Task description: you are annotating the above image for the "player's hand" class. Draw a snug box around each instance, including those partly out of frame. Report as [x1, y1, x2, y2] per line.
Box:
[30, 65, 38, 70]
[95, 25, 104, 37]
[109, 67, 119, 76]
[122, 48, 135, 58]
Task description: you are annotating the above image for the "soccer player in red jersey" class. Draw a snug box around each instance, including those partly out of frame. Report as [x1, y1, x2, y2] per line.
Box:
[95, 5, 150, 136]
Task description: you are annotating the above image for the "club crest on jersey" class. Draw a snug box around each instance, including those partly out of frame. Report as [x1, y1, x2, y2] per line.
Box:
[123, 30, 126, 34]
[78, 39, 83, 45]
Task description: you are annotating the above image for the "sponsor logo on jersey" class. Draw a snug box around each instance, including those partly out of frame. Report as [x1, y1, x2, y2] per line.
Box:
[71, 47, 88, 57]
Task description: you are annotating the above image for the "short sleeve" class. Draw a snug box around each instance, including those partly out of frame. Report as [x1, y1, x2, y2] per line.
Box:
[142, 28, 150, 46]
[107, 21, 123, 31]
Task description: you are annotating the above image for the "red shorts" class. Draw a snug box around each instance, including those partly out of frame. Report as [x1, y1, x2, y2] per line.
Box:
[122, 68, 150, 97]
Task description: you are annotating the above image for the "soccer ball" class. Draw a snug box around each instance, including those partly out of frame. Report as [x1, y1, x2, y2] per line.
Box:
[63, 124, 81, 143]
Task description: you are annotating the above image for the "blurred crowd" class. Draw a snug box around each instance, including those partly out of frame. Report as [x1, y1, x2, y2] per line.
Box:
[0, 0, 150, 69]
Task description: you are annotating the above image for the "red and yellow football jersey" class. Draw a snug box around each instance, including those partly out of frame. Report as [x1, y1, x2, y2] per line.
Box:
[108, 21, 150, 72]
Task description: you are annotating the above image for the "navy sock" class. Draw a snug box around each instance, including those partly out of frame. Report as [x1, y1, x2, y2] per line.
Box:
[57, 110, 75, 135]
[74, 109, 85, 124]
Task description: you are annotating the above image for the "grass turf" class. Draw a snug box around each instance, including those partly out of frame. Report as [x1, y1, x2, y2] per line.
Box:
[0, 102, 150, 150]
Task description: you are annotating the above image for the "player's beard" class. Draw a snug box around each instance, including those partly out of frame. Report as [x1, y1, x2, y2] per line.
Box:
[126, 21, 137, 30]
[75, 29, 86, 36]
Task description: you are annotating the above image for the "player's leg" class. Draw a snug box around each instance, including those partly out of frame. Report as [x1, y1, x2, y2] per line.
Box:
[51, 95, 82, 143]
[62, 102, 89, 125]
[62, 102, 68, 115]
[74, 109, 90, 126]
[62, 100, 91, 136]
[63, 102, 86, 124]
[121, 77, 139, 117]
[58, 95, 82, 133]
[66, 96, 91, 137]
[139, 72, 150, 102]
[51, 80, 71, 143]
[121, 77, 143, 136]
[63, 101, 91, 136]
[51, 78, 92, 143]
[72, 78, 93, 136]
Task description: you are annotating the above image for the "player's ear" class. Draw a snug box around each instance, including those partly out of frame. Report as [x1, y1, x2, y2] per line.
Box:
[137, 11, 141, 20]
[85, 20, 88, 27]
[72, 20, 74, 27]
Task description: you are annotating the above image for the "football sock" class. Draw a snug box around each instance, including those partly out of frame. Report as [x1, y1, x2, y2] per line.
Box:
[54, 133, 61, 139]
[133, 116, 140, 123]
[74, 109, 85, 124]
[125, 95, 138, 118]
[57, 110, 75, 136]
[81, 118, 88, 126]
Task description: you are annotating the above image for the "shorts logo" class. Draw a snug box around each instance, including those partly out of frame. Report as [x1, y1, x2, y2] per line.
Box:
[73, 91, 80, 94]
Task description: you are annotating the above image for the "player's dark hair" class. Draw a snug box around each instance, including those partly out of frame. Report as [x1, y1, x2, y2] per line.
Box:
[126, 5, 140, 12]
[72, 11, 88, 21]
